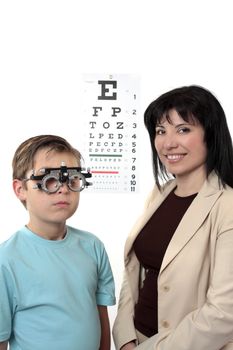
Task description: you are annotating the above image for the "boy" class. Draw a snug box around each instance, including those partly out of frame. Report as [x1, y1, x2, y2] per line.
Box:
[0, 135, 115, 350]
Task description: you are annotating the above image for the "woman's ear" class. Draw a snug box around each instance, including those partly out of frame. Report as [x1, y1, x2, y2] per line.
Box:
[13, 179, 27, 201]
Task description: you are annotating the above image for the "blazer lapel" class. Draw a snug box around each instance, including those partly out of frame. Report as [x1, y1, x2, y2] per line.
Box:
[160, 173, 223, 273]
[124, 181, 177, 262]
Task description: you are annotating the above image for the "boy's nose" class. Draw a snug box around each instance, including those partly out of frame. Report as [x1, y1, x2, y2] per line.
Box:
[58, 181, 70, 193]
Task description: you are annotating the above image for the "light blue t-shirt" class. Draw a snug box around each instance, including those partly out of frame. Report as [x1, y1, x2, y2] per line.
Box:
[0, 226, 115, 350]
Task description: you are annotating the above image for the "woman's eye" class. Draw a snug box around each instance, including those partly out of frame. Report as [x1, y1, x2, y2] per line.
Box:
[155, 129, 165, 135]
[178, 127, 190, 134]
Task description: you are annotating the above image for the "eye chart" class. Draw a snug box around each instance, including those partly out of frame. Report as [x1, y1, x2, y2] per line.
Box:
[81, 74, 140, 193]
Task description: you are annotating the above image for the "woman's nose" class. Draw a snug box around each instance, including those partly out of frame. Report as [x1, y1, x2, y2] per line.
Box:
[164, 134, 178, 149]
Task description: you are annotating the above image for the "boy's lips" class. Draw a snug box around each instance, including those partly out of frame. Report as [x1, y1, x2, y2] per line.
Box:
[54, 201, 69, 206]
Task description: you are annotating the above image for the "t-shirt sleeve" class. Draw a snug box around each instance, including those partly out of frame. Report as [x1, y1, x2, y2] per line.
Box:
[95, 243, 116, 306]
[0, 264, 14, 341]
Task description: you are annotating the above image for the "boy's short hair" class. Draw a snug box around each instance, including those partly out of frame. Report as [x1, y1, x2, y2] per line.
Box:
[12, 135, 82, 180]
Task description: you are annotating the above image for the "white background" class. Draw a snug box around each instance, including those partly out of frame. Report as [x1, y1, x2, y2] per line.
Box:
[1, 1, 233, 349]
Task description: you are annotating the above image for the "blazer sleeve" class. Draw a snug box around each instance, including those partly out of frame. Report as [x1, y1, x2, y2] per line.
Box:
[112, 267, 139, 350]
[135, 199, 233, 350]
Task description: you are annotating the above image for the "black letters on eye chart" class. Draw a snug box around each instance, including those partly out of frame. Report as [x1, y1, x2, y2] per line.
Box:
[81, 74, 140, 193]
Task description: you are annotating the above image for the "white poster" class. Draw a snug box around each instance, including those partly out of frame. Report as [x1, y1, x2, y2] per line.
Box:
[81, 74, 140, 193]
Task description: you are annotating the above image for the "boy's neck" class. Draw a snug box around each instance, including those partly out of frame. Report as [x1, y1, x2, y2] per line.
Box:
[26, 223, 67, 241]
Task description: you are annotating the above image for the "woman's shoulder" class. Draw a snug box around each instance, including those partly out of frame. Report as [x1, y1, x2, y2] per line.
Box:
[220, 184, 233, 201]
[210, 184, 233, 223]
[147, 179, 176, 202]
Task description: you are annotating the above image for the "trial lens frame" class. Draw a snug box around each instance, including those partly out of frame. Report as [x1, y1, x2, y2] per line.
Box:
[25, 162, 92, 194]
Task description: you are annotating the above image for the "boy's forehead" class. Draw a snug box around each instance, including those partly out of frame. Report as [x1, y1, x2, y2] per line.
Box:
[33, 149, 79, 169]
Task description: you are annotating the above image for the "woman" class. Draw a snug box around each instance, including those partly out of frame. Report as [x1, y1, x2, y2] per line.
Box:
[113, 85, 233, 350]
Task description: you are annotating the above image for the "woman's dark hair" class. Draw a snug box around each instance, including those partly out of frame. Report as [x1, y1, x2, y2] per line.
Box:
[144, 85, 233, 189]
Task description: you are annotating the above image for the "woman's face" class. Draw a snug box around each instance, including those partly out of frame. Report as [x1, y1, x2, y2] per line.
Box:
[154, 109, 207, 182]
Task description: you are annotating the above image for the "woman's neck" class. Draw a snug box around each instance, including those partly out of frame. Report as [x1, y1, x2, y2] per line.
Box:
[174, 170, 207, 197]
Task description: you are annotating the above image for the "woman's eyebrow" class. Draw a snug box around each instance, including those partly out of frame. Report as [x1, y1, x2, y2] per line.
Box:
[156, 122, 190, 128]
[174, 123, 191, 128]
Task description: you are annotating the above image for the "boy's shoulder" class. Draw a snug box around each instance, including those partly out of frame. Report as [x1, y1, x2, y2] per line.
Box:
[0, 230, 20, 248]
[67, 226, 107, 259]
[67, 226, 104, 246]
[0, 230, 22, 263]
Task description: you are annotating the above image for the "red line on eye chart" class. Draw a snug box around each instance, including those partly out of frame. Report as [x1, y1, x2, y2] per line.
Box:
[91, 171, 119, 174]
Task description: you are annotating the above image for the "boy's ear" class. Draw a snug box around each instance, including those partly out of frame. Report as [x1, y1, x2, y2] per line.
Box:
[13, 179, 27, 201]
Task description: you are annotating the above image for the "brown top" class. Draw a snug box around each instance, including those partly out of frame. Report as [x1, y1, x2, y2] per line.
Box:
[133, 189, 197, 337]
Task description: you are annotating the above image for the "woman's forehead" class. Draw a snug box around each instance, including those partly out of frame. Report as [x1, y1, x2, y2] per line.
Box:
[157, 108, 197, 125]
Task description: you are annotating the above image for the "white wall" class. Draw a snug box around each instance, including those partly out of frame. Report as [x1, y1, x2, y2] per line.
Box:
[1, 1, 233, 349]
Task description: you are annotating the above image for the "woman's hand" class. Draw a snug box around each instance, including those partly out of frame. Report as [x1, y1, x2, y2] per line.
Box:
[120, 341, 136, 350]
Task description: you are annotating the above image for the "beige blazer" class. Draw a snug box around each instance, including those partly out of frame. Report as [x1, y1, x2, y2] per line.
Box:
[113, 173, 233, 350]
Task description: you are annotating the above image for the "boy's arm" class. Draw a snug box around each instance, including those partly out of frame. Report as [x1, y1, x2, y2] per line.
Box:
[98, 305, 110, 350]
[0, 341, 8, 350]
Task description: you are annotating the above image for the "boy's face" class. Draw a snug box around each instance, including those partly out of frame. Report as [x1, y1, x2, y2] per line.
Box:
[13, 148, 81, 236]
